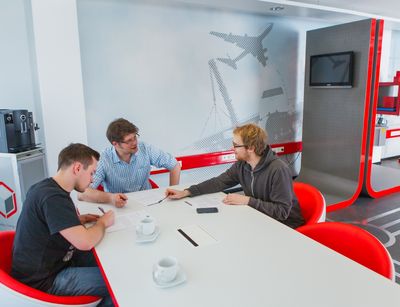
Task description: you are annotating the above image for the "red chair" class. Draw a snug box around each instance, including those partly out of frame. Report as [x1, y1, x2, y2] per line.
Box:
[148, 179, 159, 189]
[0, 231, 101, 306]
[293, 182, 326, 226]
[297, 222, 394, 280]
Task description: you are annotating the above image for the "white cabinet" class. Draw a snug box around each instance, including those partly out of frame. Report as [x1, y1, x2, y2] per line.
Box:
[0, 148, 47, 230]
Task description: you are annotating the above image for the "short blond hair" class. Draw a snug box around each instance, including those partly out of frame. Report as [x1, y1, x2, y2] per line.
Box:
[233, 124, 268, 156]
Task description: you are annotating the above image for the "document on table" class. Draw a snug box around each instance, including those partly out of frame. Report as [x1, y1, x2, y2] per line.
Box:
[177, 224, 218, 247]
[128, 189, 170, 206]
[187, 193, 224, 208]
[106, 210, 148, 233]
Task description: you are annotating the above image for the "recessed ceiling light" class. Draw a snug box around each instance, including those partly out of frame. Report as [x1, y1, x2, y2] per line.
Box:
[270, 6, 284, 11]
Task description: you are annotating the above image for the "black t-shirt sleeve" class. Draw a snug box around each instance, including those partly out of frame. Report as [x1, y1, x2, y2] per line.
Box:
[42, 195, 81, 235]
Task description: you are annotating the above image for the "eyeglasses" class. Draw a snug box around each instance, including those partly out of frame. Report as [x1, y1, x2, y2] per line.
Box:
[119, 134, 140, 145]
[232, 142, 246, 148]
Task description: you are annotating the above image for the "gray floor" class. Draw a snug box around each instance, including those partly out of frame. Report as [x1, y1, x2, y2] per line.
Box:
[381, 157, 400, 169]
[327, 157, 400, 283]
[371, 157, 400, 191]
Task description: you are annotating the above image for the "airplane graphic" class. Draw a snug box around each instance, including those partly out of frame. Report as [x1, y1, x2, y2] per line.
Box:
[210, 23, 273, 69]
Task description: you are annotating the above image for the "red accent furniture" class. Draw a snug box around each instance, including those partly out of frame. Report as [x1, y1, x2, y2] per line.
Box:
[294, 182, 326, 226]
[377, 71, 400, 115]
[297, 222, 394, 280]
[0, 231, 101, 306]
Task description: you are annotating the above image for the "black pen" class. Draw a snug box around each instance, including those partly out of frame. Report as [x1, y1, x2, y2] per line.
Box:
[98, 207, 105, 215]
[146, 195, 168, 206]
[184, 201, 193, 206]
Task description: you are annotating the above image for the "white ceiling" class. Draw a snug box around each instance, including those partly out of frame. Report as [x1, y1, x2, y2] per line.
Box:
[289, 0, 400, 21]
[175, 0, 400, 29]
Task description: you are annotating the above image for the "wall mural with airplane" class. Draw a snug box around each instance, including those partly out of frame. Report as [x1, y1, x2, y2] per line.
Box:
[77, 1, 331, 182]
[191, 22, 299, 154]
[192, 24, 273, 153]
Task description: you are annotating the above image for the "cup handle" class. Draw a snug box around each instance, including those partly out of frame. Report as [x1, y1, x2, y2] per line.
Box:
[136, 224, 142, 233]
[154, 270, 162, 282]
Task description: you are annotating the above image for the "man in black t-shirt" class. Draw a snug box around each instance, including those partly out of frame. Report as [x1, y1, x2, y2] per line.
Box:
[12, 143, 115, 307]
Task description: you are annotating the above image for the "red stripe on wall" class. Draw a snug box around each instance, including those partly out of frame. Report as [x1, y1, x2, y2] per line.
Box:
[386, 128, 400, 139]
[150, 141, 302, 175]
[364, 19, 385, 199]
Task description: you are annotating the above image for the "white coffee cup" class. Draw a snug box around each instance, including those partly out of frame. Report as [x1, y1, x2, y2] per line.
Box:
[153, 256, 179, 283]
[136, 216, 156, 236]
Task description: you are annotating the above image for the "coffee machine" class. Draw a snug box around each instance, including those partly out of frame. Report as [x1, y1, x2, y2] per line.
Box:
[0, 109, 39, 153]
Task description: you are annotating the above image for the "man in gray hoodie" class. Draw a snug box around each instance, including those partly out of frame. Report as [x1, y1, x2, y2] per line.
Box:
[166, 123, 305, 228]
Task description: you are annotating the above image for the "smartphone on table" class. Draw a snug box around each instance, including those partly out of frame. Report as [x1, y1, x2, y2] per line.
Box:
[196, 207, 219, 214]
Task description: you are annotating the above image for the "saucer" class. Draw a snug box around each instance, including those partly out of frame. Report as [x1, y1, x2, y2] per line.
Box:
[152, 267, 187, 288]
[136, 226, 160, 243]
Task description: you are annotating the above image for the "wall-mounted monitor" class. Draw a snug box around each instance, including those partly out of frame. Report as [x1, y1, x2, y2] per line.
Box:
[310, 51, 354, 88]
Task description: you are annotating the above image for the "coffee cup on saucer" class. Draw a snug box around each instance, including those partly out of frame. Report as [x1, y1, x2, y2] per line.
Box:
[136, 216, 156, 236]
[153, 256, 179, 283]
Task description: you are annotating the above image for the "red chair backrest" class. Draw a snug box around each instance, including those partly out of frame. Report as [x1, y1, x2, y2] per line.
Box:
[148, 179, 159, 189]
[0, 230, 100, 305]
[297, 222, 394, 280]
[0, 231, 14, 274]
[293, 182, 325, 225]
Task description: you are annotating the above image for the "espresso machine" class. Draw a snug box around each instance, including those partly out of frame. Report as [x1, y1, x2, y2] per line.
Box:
[0, 109, 47, 230]
[0, 109, 39, 153]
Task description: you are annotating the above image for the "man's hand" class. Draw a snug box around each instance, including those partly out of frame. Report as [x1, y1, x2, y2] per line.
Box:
[110, 193, 128, 208]
[61, 211, 115, 251]
[98, 210, 115, 228]
[79, 214, 100, 224]
[166, 188, 190, 200]
[223, 193, 250, 206]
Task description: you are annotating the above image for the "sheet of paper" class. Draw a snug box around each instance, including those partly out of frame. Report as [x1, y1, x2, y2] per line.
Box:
[178, 224, 218, 247]
[186, 193, 224, 208]
[106, 210, 148, 233]
[128, 189, 170, 206]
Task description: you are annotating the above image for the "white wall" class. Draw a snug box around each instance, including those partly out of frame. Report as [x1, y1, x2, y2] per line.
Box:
[1, 0, 327, 182]
[0, 0, 88, 175]
[0, 0, 36, 112]
[6, 0, 400, 179]
[30, 0, 88, 175]
[76, 1, 330, 180]
[380, 28, 392, 82]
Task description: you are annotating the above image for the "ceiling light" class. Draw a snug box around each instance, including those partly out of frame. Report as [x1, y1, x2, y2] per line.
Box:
[270, 6, 284, 12]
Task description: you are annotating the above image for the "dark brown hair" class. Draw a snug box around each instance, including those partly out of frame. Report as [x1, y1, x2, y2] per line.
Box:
[106, 118, 139, 143]
[233, 124, 268, 156]
[57, 143, 100, 170]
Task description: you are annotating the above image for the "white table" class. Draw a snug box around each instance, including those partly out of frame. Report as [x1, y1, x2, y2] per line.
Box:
[76, 190, 400, 307]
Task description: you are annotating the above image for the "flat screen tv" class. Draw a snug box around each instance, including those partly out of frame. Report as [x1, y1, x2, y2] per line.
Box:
[310, 51, 354, 88]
